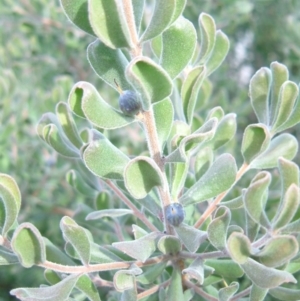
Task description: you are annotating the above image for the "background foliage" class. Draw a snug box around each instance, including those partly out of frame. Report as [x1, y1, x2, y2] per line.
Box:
[1, 0, 300, 300]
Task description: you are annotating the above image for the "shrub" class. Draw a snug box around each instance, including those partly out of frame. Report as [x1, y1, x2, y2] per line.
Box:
[1, 1, 300, 300]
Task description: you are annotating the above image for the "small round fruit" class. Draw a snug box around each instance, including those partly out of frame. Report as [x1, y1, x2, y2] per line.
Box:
[119, 90, 141, 116]
[165, 203, 185, 227]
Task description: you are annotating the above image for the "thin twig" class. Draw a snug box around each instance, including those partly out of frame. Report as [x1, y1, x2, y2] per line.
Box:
[194, 163, 249, 229]
[39, 255, 167, 274]
[105, 179, 158, 232]
[230, 286, 252, 300]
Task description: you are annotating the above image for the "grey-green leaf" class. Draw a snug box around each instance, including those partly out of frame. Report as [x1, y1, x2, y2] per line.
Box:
[241, 257, 296, 289]
[249, 67, 272, 124]
[227, 232, 251, 265]
[87, 39, 130, 91]
[166, 268, 184, 301]
[269, 286, 300, 301]
[11, 223, 46, 268]
[112, 232, 160, 262]
[241, 124, 270, 163]
[60, 0, 95, 36]
[60, 216, 91, 265]
[88, 0, 132, 49]
[86, 209, 133, 220]
[198, 13, 216, 63]
[124, 156, 163, 199]
[126, 57, 173, 110]
[157, 235, 181, 255]
[76, 274, 101, 301]
[182, 258, 204, 284]
[83, 131, 130, 180]
[10, 274, 80, 301]
[206, 30, 230, 76]
[207, 206, 231, 251]
[68, 82, 135, 129]
[243, 171, 271, 229]
[160, 17, 197, 79]
[0, 174, 21, 237]
[251, 133, 298, 169]
[180, 154, 237, 206]
[218, 282, 239, 301]
[250, 284, 268, 301]
[256, 235, 298, 268]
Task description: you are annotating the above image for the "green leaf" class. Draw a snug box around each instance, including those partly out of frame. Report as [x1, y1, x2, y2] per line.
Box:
[112, 232, 160, 262]
[198, 13, 216, 63]
[205, 259, 244, 279]
[181, 66, 206, 124]
[271, 81, 298, 133]
[207, 206, 231, 251]
[249, 67, 272, 124]
[83, 131, 130, 180]
[167, 118, 217, 163]
[269, 286, 300, 301]
[124, 156, 163, 199]
[140, 0, 177, 42]
[218, 282, 239, 301]
[171, 162, 189, 200]
[174, 223, 206, 253]
[278, 157, 299, 197]
[153, 98, 174, 149]
[60, 0, 95, 36]
[193, 148, 212, 182]
[76, 274, 101, 301]
[206, 30, 230, 76]
[256, 235, 298, 268]
[88, 0, 132, 49]
[157, 235, 181, 255]
[56, 102, 83, 149]
[136, 262, 167, 285]
[132, 0, 145, 34]
[0, 174, 21, 237]
[0, 247, 18, 265]
[251, 133, 298, 169]
[209, 113, 237, 150]
[87, 40, 130, 91]
[114, 269, 138, 292]
[60, 216, 91, 265]
[43, 124, 80, 158]
[10, 273, 80, 301]
[166, 268, 184, 301]
[241, 124, 270, 163]
[249, 284, 268, 301]
[227, 232, 251, 264]
[182, 258, 204, 284]
[243, 171, 271, 229]
[66, 170, 97, 197]
[11, 223, 46, 268]
[180, 154, 237, 206]
[272, 184, 299, 230]
[270, 62, 289, 122]
[160, 17, 197, 79]
[241, 257, 296, 289]
[69, 82, 135, 129]
[126, 57, 173, 110]
[86, 209, 133, 220]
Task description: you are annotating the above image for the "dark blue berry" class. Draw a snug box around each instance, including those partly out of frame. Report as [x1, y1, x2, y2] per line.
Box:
[165, 203, 185, 227]
[119, 90, 141, 116]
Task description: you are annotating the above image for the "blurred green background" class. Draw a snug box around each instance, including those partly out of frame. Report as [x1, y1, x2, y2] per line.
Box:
[1, 0, 300, 300]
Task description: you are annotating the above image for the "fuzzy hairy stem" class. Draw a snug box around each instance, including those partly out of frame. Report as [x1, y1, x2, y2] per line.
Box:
[123, 0, 142, 57]
[139, 109, 173, 233]
[194, 163, 249, 229]
[137, 280, 170, 300]
[105, 179, 158, 232]
[39, 255, 167, 274]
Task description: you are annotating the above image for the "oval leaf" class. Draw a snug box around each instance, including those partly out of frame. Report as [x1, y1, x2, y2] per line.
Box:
[11, 223, 46, 268]
[160, 17, 197, 79]
[126, 57, 173, 110]
[180, 154, 237, 206]
[251, 133, 298, 169]
[227, 232, 251, 265]
[124, 156, 163, 199]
